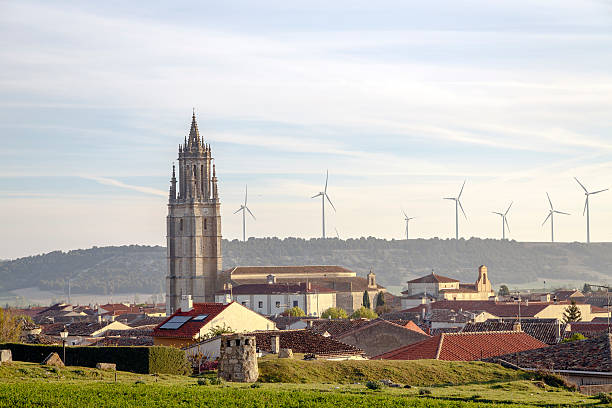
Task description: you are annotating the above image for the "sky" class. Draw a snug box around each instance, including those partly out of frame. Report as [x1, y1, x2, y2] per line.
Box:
[1, 0, 612, 259]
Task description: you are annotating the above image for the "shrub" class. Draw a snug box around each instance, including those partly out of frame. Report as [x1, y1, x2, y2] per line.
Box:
[197, 378, 209, 386]
[418, 388, 432, 395]
[321, 307, 348, 319]
[209, 377, 223, 385]
[365, 381, 381, 390]
[530, 371, 576, 391]
[350, 307, 378, 319]
[596, 393, 612, 404]
[0, 343, 189, 375]
[283, 307, 305, 317]
[561, 333, 587, 343]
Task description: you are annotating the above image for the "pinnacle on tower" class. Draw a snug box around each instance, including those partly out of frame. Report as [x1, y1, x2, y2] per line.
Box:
[189, 109, 200, 147]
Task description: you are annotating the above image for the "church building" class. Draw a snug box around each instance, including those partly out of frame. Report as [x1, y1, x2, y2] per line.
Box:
[165, 112, 385, 315]
[166, 112, 222, 313]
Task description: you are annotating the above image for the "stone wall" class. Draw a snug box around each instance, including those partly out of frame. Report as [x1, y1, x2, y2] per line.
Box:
[218, 334, 258, 382]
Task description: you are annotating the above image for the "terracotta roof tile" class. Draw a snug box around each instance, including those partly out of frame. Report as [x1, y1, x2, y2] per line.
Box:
[247, 329, 364, 357]
[462, 320, 565, 345]
[309, 319, 374, 337]
[406, 273, 459, 284]
[489, 334, 612, 372]
[152, 303, 231, 339]
[217, 282, 335, 295]
[376, 331, 546, 361]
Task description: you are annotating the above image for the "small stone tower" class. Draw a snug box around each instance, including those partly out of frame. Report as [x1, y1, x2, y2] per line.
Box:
[218, 334, 258, 383]
[476, 265, 492, 294]
[166, 111, 222, 314]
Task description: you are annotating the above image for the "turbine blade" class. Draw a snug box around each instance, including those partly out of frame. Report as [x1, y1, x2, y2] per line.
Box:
[244, 185, 248, 206]
[546, 192, 553, 210]
[575, 177, 588, 193]
[542, 212, 551, 226]
[246, 206, 256, 220]
[458, 200, 467, 219]
[458, 179, 466, 199]
[324, 170, 329, 193]
[443, 197, 455, 201]
[554, 211, 570, 215]
[591, 188, 609, 195]
[492, 212, 503, 216]
[402, 209, 408, 218]
[583, 198, 588, 216]
[312, 193, 322, 199]
[505, 217, 511, 233]
[326, 193, 336, 212]
[233, 207, 243, 214]
[505, 201, 513, 216]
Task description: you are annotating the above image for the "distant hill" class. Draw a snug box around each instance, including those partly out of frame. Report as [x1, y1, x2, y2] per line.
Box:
[1, 238, 611, 295]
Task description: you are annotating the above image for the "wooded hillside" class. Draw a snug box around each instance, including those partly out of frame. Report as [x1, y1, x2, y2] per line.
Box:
[1, 238, 610, 295]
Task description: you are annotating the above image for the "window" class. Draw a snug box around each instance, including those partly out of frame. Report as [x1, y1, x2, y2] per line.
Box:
[226, 340, 231, 347]
[241, 301, 247, 306]
[204, 218, 207, 230]
[235, 339, 241, 346]
[179, 219, 183, 231]
[258, 301, 263, 308]
[293, 300, 298, 307]
[245, 339, 250, 345]
[275, 301, 281, 308]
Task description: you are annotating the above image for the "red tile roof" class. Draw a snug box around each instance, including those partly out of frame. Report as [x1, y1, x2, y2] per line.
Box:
[152, 303, 231, 339]
[227, 265, 355, 275]
[489, 334, 612, 373]
[403, 300, 551, 318]
[247, 329, 364, 357]
[462, 321, 565, 345]
[375, 331, 546, 361]
[218, 282, 335, 295]
[407, 273, 459, 284]
[566, 322, 612, 339]
[309, 319, 374, 337]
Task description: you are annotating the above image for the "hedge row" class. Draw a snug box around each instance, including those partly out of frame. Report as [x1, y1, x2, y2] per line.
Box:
[0, 343, 189, 375]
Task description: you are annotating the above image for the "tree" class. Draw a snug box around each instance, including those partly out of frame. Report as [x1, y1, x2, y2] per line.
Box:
[582, 283, 592, 293]
[563, 300, 582, 323]
[0, 308, 23, 343]
[362, 290, 371, 309]
[283, 306, 305, 317]
[200, 323, 234, 340]
[561, 333, 587, 343]
[498, 285, 510, 296]
[375, 291, 385, 308]
[350, 306, 378, 319]
[321, 307, 348, 319]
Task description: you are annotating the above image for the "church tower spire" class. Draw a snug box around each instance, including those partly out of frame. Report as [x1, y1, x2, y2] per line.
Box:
[166, 110, 223, 314]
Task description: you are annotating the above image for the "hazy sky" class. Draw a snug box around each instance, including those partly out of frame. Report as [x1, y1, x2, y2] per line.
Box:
[1, 1, 612, 259]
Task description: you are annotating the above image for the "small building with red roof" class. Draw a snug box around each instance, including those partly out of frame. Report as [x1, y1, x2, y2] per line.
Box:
[152, 296, 276, 348]
[374, 331, 546, 361]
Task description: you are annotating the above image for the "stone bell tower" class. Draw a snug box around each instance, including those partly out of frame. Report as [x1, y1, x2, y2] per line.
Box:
[166, 111, 222, 314]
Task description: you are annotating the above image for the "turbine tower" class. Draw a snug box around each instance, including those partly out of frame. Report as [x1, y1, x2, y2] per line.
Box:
[575, 177, 608, 243]
[402, 209, 415, 240]
[492, 202, 512, 240]
[542, 192, 569, 243]
[234, 185, 255, 242]
[444, 180, 467, 239]
[311, 170, 336, 238]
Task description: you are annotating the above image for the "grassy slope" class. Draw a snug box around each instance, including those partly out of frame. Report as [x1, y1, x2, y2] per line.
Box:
[257, 359, 524, 385]
[0, 362, 602, 407]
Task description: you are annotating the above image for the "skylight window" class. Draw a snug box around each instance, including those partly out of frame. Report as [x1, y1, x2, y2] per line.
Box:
[191, 314, 209, 322]
[159, 315, 192, 329]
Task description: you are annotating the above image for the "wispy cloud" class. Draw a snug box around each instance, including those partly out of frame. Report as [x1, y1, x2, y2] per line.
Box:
[80, 175, 167, 197]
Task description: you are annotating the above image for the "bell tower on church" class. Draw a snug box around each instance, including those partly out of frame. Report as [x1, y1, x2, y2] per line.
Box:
[166, 111, 222, 314]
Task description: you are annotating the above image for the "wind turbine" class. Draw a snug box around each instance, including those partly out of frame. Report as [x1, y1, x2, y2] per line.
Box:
[402, 209, 415, 240]
[575, 177, 608, 243]
[311, 170, 336, 238]
[542, 193, 570, 243]
[234, 185, 255, 242]
[444, 180, 467, 239]
[492, 202, 512, 240]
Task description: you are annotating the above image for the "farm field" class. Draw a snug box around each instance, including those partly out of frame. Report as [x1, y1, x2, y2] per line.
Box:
[0, 362, 607, 407]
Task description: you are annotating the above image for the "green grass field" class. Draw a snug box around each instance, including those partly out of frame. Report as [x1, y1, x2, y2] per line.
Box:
[0, 361, 607, 407]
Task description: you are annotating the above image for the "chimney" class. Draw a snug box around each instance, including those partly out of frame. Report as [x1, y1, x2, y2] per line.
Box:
[270, 335, 280, 354]
[97, 315, 102, 324]
[512, 321, 522, 332]
[181, 295, 193, 312]
[553, 295, 558, 304]
[307, 320, 314, 328]
[267, 274, 276, 285]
